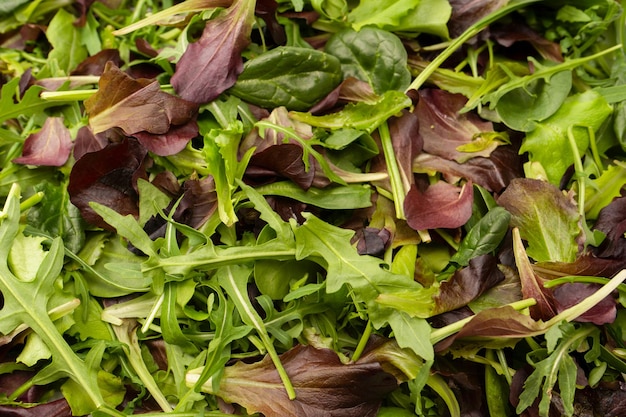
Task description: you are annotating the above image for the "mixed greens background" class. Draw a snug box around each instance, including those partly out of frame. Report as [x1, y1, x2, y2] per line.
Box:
[0, 0, 626, 416]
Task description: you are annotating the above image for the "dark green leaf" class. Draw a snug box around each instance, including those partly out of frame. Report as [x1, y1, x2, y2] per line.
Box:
[230, 46, 342, 110]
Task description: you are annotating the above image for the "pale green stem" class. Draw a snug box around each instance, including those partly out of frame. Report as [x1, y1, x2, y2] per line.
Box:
[351, 320, 372, 362]
[405, 0, 543, 92]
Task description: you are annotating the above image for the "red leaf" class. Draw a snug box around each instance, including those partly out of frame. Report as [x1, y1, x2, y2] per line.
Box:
[513, 228, 558, 321]
[404, 180, 473, 230]
[171, 0, 256, 104]
[68, 138, 148, 229]
[85, 62, 198, 136]
[13, 117, 72, 166]
[199, 344, 397, 417]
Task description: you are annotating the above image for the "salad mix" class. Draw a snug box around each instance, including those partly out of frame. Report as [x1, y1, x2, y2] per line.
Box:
[0, 0, 625, 416]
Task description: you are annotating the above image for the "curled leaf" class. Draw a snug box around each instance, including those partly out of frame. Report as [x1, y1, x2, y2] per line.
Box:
[404, 180, 473, 231]
[13, 117, 73, 166]
[85, 62, 198, 136]
[188, 344, 398, 417]
[171, 0, 256, 104]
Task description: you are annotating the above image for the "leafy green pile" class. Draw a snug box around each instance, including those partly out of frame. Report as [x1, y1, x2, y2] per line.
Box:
[0, 0, 626, 416]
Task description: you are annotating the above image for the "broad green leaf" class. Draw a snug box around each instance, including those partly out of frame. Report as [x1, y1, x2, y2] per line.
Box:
[348, 0, 451, 38]
[519, 90, 612, 185]
[0, 0, 30, 15]
[8, 234, 46, 282]
[46, 9, 88, 75]
[496, 70, 572, 132]
[229, 46, 342, 111]
[497, 178, 581, 263]
[290, 90, 412, 133]
[326, 27, 411, 94]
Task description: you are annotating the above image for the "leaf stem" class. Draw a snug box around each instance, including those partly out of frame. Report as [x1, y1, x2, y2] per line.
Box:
[429, 299, 537, 345]
[378, 120, 407, 219]
[405, 0, 543, 92]
[351, 320, 372, 362]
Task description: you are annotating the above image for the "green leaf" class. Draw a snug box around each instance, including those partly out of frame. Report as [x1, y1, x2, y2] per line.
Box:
[0, 78, 59, 125]
[27, 180, 86, 253]
[584, 161, 626, 220]
[386, 312, 434, 361]
[0, 0, 30, 15]
[0, 185, 110, 414]
[348, 0, 451, 38]
[519, 90, 612, 185]
[497, 178, 581, 263]
[290, 90, 411, 133]
[450, 207, 511, 266]
[8, 234, 47, 282]
[46, 9, 88, 75]
[229, 46, 342, 111]
[89, 202, 157, 258]
[326, 27, 411, 94]
[253, 181, 372, 210]
[496, 70, 572, 132]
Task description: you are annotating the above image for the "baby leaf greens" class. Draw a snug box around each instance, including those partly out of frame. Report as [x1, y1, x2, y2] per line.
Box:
[0, 0, 626, 416]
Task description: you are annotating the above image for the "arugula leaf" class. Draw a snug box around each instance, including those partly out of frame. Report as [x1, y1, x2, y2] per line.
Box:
[0, 184, 123, 416]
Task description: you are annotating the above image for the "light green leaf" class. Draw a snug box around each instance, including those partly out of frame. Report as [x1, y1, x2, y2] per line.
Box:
[290, 90, 411, 133]
[497, 178, 581, 263]
[46, 9, 88, 75]
[519, 90, 612, 185]
[348, 0, 451, 38]
[8, 234, 46, 282]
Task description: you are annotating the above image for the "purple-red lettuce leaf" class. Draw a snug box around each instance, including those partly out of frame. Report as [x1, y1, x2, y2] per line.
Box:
[433, 255, 504, 315]
[84, 62, 198, 154]
[68, 138, 148, 230]
[497, 178, 582, 263]
[593, 195, 626, 260]
[491, 22, 563, 62]
[404, 180, 473, 231]
[513, 227, 558, 321]
[246, 143, 317, 189]
[417, 89, 506, 163]
[448, 0, 507, 38]
[73, 126, 112, 160]
[171, 0, 256, 104]
[13, 117, 73, 166]
[133, 119, 199, 156]
[533, 255, 626, 283]
[188, 344, 398, 417]
[553, 283, 617, 325]
[413, 145, 523, 193]
[70, 49, 123, 75]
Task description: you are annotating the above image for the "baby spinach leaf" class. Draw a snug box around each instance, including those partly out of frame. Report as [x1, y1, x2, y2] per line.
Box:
[326, 27, 411, 94]
[450, 206, 511, 266]
[46, 9, 88, 75]
[496, 70, 572, 132]
[229, 46, 342, 111]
